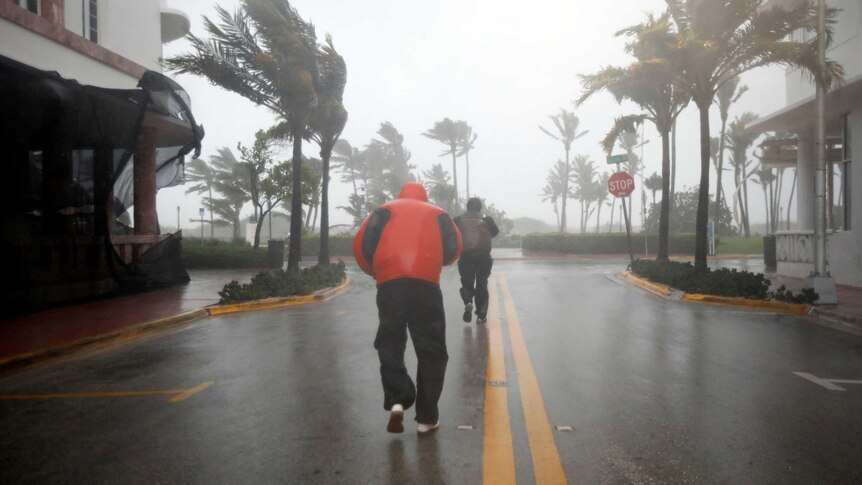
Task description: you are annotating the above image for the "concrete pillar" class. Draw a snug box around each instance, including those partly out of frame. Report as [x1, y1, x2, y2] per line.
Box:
[796, 135, 816, 230]
[133, 127, 158, 236]
[850, 109, 861, 232]
[40, 0, 64, 25]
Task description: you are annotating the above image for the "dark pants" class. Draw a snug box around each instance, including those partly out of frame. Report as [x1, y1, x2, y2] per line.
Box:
[458, 251, 493, 318]
[375, 279, 448, 424]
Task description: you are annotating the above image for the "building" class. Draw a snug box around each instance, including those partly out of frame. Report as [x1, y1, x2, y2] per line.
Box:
[751, 0, 861, 288]
[0, 0, 201, 311]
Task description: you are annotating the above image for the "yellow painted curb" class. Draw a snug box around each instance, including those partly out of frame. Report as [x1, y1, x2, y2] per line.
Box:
[619, 271, 673, 297]
[207, 276, 352, 316]
[682, 294, 811, 315]
[0, 308, 210, 370]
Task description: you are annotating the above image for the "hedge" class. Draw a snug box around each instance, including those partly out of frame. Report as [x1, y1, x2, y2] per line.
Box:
[300, 234, 354, 257]
[218, 262, 347, 303]
[182, 244, 268, 269]
[522, 232, 697, 255]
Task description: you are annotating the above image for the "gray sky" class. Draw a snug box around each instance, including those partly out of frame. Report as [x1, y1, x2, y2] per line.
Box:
[159, 0, 789, 231]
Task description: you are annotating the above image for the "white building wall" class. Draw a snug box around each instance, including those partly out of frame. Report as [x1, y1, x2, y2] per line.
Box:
[97, 1, 162, 72]
[826, 108, 862, 287]
[0, 18, 139, 88]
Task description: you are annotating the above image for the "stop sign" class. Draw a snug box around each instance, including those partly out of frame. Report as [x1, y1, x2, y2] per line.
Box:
[608, 171, 635, 198]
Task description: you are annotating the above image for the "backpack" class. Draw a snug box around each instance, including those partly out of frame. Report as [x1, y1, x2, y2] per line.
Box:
[459, 217, 492, 252]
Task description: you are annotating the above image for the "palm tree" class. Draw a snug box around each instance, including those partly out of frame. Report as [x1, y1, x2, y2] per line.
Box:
[306, 35, 347, 265]
[422, 163, 456, 213]
[726, 112, 759, 237]
[210, 146, 249, 239]
[457, 123, 478, 200]
[166, 0, 322, 273]
[595, 172, 610, 233]
[332, 139, 365, 198]
[644, 172, 662, 206]
[579, 11, 689, 260]
[541, 160, 570, 231]
[715, 76, 747, 216]
[571, 154, 598, 233]
[753, 164, 776, 234]
[184, 158, 218, 238]
[539, 109, 589, 233]
[660, 0, 843, 270]
[423, 118, 464, 204]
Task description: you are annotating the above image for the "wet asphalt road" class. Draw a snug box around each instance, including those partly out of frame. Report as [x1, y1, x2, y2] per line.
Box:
[1, 260, 862, 484]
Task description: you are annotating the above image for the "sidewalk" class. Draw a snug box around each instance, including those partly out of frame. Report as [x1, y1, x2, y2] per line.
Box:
[0, 270, 257, 365]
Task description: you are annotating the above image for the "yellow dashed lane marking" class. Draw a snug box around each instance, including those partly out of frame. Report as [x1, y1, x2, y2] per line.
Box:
[0, 381, 214, 404]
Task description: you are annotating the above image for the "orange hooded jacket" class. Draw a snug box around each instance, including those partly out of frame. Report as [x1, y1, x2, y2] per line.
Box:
[353, 183, 462, 285]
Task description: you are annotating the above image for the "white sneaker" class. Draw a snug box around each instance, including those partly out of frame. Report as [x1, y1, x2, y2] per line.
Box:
[387, 404, 404, 433]
[417, 421, 440, 434]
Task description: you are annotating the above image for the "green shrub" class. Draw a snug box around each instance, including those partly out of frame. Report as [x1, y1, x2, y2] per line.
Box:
[218, 261, 347, 303]
[183, 244, 268, 269]
[630, 259, 818, 302]
[522, 233, 696, 254]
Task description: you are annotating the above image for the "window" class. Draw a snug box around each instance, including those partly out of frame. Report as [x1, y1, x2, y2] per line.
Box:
[82, 0, 98, 43]
[13, 0, 40, 15]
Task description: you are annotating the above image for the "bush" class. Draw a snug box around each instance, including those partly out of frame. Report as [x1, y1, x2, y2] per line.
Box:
[522, 233, 696, 255]
[183, 244, 268, 269]
[300, 234, 354, 257]
[631, 259, 818, 302]
[218, 261, 347, 303]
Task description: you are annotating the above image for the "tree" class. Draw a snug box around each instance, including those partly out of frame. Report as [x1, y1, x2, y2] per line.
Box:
[571, 154, 598, 233]
[726, 112, 759, 237]
[660, 0, 843, 270]
[541, 160, 570, 231]
[645, 186, 735, 236]
[166, 0, 324, 273]
[367, 122, 416, 204]
[184, 158, 217, 238]
[594, 172, 611, 233]
[209, 147, 248, 240]
[423, 118, 464, 204]
[457, 123, 478, 200]
[644, 172, 662, 205]
[579, 11, 690, 260]
[539, 109, 589, 233]
[332, 139, 364, 199]
[422, 163, 457, 214]
[753, 164, 777, 234]
[714, 76, 747, 217]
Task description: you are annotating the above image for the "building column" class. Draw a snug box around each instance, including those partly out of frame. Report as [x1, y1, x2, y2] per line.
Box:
[133, 128, 158, 236]
[40, 0, 64, 25]
[796, 135, 816, 230]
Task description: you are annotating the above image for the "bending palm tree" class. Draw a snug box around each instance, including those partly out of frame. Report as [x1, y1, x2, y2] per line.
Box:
[714, 76, 747, 217]
[423, 118, 464, 204]
[579, 11, 689, 260]
[166, 0, 322, 273]
[456, 123, 478, 199]
[661, 0, 843, 270]
[539, 109, 588, 233]
[184, 158, 217, 238]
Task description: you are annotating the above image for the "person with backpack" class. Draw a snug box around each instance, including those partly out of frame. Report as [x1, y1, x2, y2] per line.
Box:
[454, 197, 499, 324]
[353, 182, 462, 434]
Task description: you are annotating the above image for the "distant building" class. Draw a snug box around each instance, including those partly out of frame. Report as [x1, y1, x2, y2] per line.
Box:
[752, 0, 861, 287]
[0, 0, 202, 311]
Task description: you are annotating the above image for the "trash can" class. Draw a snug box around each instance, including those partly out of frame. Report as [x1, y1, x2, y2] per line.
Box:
[267, 239, 285, 269]
[763, 235, 777, 269]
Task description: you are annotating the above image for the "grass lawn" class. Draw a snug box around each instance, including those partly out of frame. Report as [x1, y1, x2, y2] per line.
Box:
[717, 236, 764, 255]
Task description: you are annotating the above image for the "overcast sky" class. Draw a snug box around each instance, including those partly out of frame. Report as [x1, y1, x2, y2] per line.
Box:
[159, 0, 790, 232]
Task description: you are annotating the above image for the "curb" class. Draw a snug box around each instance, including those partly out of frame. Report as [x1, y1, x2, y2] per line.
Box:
[0, 277, 352, 372]
[0, 308, 209, 371]
[208, 276, 351, 316]
[618, 271, 812, 315]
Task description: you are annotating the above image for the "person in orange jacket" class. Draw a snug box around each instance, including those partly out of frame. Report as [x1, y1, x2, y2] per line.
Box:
[353, 182, 462, 434]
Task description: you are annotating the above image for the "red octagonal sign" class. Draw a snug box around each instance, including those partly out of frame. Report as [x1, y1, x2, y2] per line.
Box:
[608, 171, 635, 198]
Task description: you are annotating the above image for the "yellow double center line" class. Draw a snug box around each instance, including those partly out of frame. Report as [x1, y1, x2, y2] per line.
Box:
[483, 274, 567, 484]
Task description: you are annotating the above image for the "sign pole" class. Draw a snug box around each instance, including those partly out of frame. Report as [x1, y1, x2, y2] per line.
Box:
[621, 197, 634, 267]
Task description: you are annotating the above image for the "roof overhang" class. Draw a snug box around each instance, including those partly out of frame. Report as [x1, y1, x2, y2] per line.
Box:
[749, 73, 862, 135]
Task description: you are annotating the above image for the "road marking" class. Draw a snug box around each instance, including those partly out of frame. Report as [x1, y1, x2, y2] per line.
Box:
[500, 275, 568, 485]
[794, 372, 862, 391]
[0, 381, 214, 403]
[483, 277, 517, 485]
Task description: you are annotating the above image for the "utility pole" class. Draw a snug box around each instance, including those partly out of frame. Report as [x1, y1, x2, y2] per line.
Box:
[806, 0, 837, 303]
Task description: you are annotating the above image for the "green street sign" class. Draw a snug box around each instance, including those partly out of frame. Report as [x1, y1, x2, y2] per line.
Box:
[607, 154, 628, 165]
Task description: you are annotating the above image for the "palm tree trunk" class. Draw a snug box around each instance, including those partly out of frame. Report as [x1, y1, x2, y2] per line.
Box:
[208, 187, 214, 239]
[595, 202, 602, 233]
[716, 116, 728, 217]
[787, 169, 797, 230]
[695, 104, 711, 271]
[742, 176, 751, 237]
[609, 197, 616, 233]
[671, 121, 677, 205]
[658, 129, 671, 261]
[561, 147, 569, 233]
[466, 150, 470, 200]
[287, 126, 304, 273]
[319, 145, 332, 265]
[451, 148, 459, 206]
